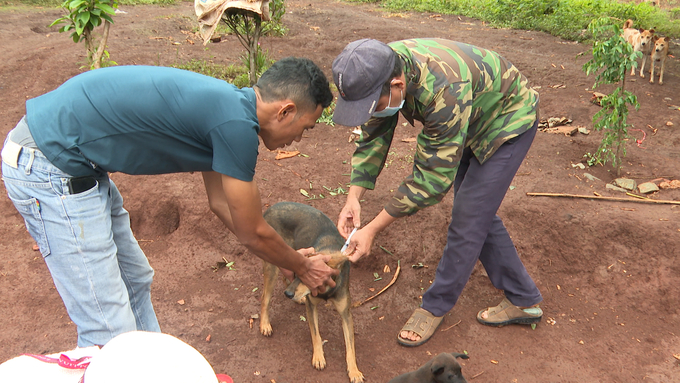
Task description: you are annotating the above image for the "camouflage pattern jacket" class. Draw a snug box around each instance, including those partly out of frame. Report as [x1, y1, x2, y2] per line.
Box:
[351, 38, 539, 217]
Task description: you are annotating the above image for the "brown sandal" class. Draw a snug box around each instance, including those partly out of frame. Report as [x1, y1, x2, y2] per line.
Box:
[477, 298, 542, 327]
[397, 308, 444, 347]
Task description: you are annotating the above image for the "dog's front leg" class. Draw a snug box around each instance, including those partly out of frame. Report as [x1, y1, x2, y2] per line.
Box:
[306, 297, 326, 370]
[331, 297, 364, 383]
[260, 262, 279, 336]
[650, 61, 656, 83]
[659, 59, 665, 85]
[640, 54, 647, 78]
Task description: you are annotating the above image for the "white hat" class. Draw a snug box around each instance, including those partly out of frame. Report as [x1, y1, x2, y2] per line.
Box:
[84, 331, 218, 383]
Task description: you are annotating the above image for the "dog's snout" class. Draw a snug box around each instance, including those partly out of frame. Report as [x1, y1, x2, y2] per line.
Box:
[284, 289, 295, 299]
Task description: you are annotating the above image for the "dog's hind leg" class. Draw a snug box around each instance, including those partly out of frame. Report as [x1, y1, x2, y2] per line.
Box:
[305, 297, 326, 370]
[260, 261, 279, 336]
[331, 297, 364, 383]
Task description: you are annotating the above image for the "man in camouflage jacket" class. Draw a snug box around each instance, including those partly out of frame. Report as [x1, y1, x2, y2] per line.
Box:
[332, 38, 543, 347]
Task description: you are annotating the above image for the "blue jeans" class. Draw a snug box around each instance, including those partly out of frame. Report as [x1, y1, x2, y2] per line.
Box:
[2, 135, 160, 347]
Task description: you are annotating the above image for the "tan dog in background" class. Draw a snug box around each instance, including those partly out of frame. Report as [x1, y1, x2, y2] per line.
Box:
[649, 36, 669, 85]
[622, 19, 655, 77]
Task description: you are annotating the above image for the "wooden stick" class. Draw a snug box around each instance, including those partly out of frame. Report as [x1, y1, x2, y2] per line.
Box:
[440, 319, 462, 332]
[353, 260, 401, 307]
[526, 192, 680, 205]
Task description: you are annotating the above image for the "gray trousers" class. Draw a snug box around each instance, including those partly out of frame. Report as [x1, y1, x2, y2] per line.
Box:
[421, 122, 542, 317]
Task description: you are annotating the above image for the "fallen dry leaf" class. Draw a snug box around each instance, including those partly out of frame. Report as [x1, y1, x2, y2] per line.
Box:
[544, 126, 578, 136]
[673, 353, 680, 360]
[401, 137, 417, 143]
[32, 244, 40, 251]
[666, 121, 674, 126]
[205, 334, 211, 342]
[590, 91, 606, 106]
[659, 180, 680, 189]
[490, 360, 499, 364]
[383, 264, 391, 273]
[177, 299, 185, 305]
[275, 150, 299, 160]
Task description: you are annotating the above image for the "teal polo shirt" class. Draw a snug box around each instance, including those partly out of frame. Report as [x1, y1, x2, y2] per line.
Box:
[26, 65, 259, 181]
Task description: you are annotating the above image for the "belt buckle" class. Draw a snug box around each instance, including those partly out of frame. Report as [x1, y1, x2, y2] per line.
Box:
[1, 140, 23, 169]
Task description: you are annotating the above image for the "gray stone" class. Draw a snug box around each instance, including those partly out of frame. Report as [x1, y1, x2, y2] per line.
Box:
[638, 182, 659, 194]
[614, 178, 637, 191]
[606, 183, 628, 193]
[583, 173, 602, 182]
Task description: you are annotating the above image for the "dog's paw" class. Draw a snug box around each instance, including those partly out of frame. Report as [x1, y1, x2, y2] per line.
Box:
[312, 353, 327, 370]
[348, 369, 365, 383]
[260, 322, 273, 337]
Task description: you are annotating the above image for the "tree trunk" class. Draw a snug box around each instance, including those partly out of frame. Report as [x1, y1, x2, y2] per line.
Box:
[92, 21, 111, 69]
[248, 17, 262, 86]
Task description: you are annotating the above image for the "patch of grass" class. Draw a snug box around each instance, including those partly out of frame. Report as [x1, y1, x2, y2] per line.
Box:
[1, 0, 177, 7]
[171, 59, 250, 88]
[118, 0, 178, 4]
[374, 0, 680, 40]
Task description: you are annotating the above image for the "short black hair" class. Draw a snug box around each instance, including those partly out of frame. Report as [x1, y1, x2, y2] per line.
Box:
[380, 52, 404, 96]
[255, 57, 333, 114]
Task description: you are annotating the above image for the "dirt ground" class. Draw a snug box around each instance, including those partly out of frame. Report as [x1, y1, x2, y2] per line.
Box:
[1, 0, 680, 382]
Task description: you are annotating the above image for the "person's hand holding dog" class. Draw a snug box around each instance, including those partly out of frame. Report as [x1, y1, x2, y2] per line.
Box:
[297, 252, 339, 296]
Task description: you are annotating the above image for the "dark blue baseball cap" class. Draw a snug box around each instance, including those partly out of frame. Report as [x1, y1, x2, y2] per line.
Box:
[332, 39, 396, 127]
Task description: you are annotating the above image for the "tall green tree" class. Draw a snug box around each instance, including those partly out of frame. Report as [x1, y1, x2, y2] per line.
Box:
[582, 17, 641, 176]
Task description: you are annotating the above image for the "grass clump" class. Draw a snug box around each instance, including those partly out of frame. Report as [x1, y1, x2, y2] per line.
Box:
[171, 59, 250, 88]
[362, 0, 680, 40]
[2, 0, 177, 7]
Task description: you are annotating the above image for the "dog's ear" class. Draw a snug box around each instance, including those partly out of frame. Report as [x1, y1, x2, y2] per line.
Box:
[649, 28, 656, 34]
[431, 364, 446, 377]
[451, 352, 470, 360]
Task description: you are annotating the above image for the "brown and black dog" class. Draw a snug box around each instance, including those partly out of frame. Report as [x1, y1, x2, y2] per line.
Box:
[260, 201, 363, 383]
[388, 352, 469, 383]
[622, 19, 655, 78]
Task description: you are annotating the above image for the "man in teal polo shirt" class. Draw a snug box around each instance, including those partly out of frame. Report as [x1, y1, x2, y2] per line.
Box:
[1, 57, 337, 348]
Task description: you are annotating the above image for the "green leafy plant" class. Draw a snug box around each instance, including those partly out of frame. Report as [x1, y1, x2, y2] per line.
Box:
[581, 17, 641, 176]
[221, 0, 285, 85]
[316, 100, 336, 126]
[50, 0, 118, 69]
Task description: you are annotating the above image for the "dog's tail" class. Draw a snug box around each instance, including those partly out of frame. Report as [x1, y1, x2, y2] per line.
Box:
[623, 19, 634, 29]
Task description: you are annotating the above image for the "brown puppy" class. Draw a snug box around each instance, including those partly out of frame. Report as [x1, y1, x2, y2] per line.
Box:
[388, 352, 470, 383]
[622, 19, 655, 77]
[650, 36, 670, 85]
[260, 202, 363, 383]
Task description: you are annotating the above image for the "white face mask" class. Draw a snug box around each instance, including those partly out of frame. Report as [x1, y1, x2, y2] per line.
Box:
[372, 89, 404, 118]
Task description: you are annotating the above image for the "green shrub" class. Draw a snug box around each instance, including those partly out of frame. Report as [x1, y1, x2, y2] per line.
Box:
[380, 0, 680, 40]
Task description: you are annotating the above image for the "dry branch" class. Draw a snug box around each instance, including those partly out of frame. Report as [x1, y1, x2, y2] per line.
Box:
[352, 260, 400, 307]
[527, 192, 680, 205]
